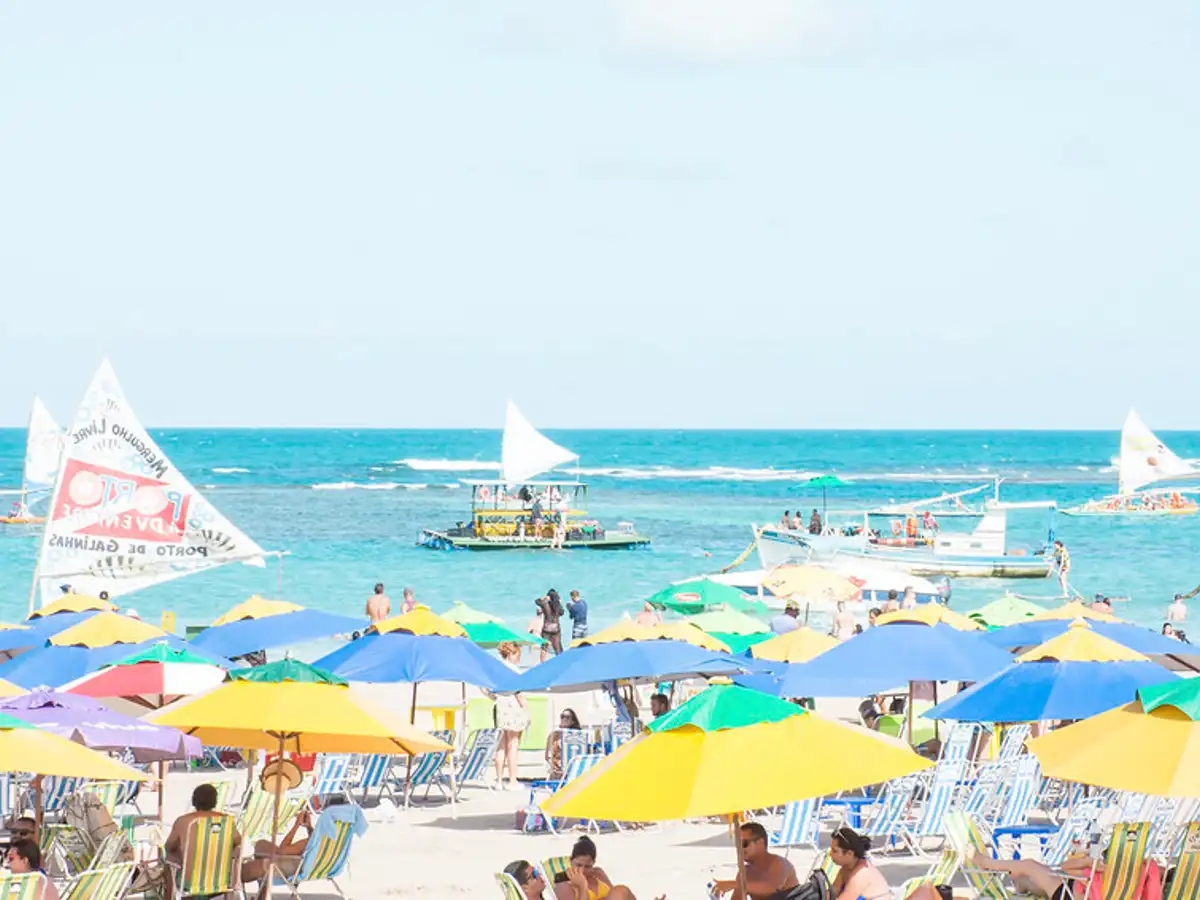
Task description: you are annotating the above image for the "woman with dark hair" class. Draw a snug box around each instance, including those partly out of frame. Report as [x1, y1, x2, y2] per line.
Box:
[554, 836, 652, 900]
[8, 839, 58, 900]
[829, 827, 890, 900]
[545, 708, 583, 779]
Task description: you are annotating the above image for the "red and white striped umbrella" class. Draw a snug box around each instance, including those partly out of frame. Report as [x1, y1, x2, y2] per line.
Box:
[63, 642, 226, 708]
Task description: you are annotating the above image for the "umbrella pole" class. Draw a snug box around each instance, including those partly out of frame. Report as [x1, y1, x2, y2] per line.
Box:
[34, 775, 42, 830]
[932, 683, 940, 745]
[907, 682, 914, 747]
[264, 732, 286, 900]
[730, 812, 749, 900]
[404, 683, 418, 808]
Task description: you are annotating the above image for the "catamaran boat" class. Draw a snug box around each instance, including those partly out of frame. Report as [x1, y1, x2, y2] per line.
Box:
[1062, 410, 1200, 516]
[1, 398, 64, 526]
[417, 402, 651, 551]
[709, 561, 950, 607]
[755, 483, 1056, 579]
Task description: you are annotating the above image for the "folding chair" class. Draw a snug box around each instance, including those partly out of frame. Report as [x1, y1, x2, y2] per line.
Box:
[399, 749, 451, 807]
[0, 873, 51, 900]
[238, 789, 306, 845]
[770, 798, 822, 854]
[896, 848, 961, 900]
[61, 861, 136, 900]
[1164, 821, 1200, 900]
[310, 754, 355, 808]
[172, 814, 245, 900]
[494, 872, 524, 900]
[272, 810, 363, 900]
[437, 732, 499, 800]
[1077, 821, 1151, 900]
[353, 754, 397, 803]
[903, 758, 967, 855]
[996, 724, 1031, 761]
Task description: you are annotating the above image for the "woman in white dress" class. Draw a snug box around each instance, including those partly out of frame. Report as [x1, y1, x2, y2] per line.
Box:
[493, 641, 529, 790]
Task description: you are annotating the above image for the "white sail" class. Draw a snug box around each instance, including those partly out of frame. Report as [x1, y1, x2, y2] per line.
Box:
[1118, 409, 1196, 494]
[500, 400, 577, 484]
[20, 397, 65, 514]
[34, 360, 267, 606]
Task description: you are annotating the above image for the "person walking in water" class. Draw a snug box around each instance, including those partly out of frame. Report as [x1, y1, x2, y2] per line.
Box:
[1168, 593, 1188, 624]
[366, 584, 390, 623]
[1052, 540, 1071, 596]
[400, 587, 418, 614]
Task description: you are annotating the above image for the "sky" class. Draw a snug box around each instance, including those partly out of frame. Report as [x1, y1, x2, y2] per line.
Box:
[2, 1, 1199, 429]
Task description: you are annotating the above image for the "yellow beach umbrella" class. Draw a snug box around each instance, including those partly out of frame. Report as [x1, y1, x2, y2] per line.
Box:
[749, 627, 839, 664]
[28, 594, 116, 620]
[1028, 678, 1200, 797]
[1016, 619, 1148, 663]
[49, 612, 166, 648]
[370, 607, 468, 638]
[211, 595, 302, 626]
[1030, 600, 1121, 623]
[0, 710, 149, 781]
[876, 603, 983, 631]
[0, 679, 27, 699]
[573, 620, 730, 653]
[542, 684, 930, 821]
[761, 565, 861, 602]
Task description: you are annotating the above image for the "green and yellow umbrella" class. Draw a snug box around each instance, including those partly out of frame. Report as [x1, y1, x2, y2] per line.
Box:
[749, 627, 839, 664]
[967, 593, 1045, 628]
[1028, 678, 1200, 797]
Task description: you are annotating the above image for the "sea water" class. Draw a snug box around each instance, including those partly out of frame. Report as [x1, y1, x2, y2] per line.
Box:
[0, 428, 1195, 634]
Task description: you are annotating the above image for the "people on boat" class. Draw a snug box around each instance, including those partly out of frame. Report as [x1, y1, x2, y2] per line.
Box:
[711, 821, 798, 900]
[791, 511, 804, 530]
[900, 586, 918, 610]
[808, 509, 822, 535]
[551, 517, 567, 550]
[780, 510, 792, 529]
[904, 514, 918, 539]
[883, 589, 900, 613]
[366, 583, 390, 623]
[827, 826, 890, 900]
[1052, 540, 1071, 594]
[769, 600, 801, 635]
[922, 510, 938, 533]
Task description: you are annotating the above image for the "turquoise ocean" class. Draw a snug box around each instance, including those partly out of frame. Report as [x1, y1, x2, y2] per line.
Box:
[0, 428, 1195, 634]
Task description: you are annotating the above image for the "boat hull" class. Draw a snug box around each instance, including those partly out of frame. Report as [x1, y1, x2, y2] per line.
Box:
[757, 527, 1050, 579]
[0, 516, 44, 526]
[1061, 506, 1197, 517]
[418, 529, 651, 551]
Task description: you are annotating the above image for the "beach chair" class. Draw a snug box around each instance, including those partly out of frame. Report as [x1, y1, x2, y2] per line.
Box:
[541, 856, 570, 884]
[61, 861, 135, 900]
[1077, 821, 1151, 900]
[903, 757, 967, 855]
[939, 722, 981, 763]
[770, 798, 822, 854]
[996, 724, 1031, 761]
[944, 811, 1011, 900]
[0, 873, 51, 900]
[310, 754, 355, 808]
[1164, 822, 1200, 900]
[1036, 798, 1104, 868]
[437, 731, 500, 800]
[961, 762, 1005, 822]
[44, 824, 95, 878]
[238, 789, 306, 845]
[273, 812, 361, 899]
[1113, 792, 1151, 823]
[353, 754, 397, 803]
[494, 872, 525, 900]
[855, 776, 920, 854]
[995, 757, 1042, 831]
[79, 781, 137, 819]
[552, 728, 589, 776]
[399, 748, 452, 807]
[535, 754, 606, 835]
[33, 775, 84, 819]
[196, 745, 244, 771]
[810, 849, 840, 884]
[172, 814, 245, 900]
[88, 832, 134, 872]
[212, 780, 238, 812]
[896, 848, 961, 899]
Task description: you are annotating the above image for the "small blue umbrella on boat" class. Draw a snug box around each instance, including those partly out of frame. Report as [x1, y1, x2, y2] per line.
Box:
[736, 622, 1013, 699]
[513, 640, 758, 693]
[979, 618, 1189, 657]
[189, 596, 366, 659]
[0, 613, 231, 689]
[313, 631, 518, 690]
[928, 621, 1179, 723]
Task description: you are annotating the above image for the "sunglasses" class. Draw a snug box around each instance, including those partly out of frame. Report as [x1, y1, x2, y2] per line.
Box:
[518, 867, 541, 886]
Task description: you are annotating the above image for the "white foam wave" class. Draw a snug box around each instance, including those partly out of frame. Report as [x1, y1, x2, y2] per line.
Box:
[566, 465, 824, 482]
[395, 458, 500, 472]
[312, 481, 402, 491]
[212, 467, 250, 474]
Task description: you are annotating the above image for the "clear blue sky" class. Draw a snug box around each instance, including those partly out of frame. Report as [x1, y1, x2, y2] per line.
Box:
[2, 2, 1198, 429]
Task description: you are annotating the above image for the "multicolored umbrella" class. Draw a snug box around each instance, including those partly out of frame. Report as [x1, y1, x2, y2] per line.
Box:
[980, 618, 1185, 656]
[574, 620, 731, 653]
[0, 710, 151, 781]
[645, 580, 766, 615]
[684, 609, 770, 636]
[876, 603, 983, 631]
[0, 689, 201, 763]
[440, 601, 505, 626]
[63, 643, 227, 708]
[928, 621, 1178, 723]
[1028, 678, 1200, 797]
[708, 632, 773, 654]
[761, 565, 861, 604]
[190, 596, 366, 659]
[370, 608, 466, 638]
[460, 622, 544, 648]
[512, 641, 754, 693]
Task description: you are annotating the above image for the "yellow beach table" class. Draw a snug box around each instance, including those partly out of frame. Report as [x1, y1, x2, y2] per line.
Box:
[1028, 678, 1200, 797]
[541, 683, 930, 894]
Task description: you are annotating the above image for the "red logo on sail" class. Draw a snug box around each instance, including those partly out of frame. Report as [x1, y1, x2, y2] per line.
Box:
[54, 459, 191, 543]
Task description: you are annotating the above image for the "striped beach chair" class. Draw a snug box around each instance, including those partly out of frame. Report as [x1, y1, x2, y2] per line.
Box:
[810, 848, 840, 884]
[353, 754, 396, 803]
[311, 754, 355, 808]
[770, 798, 822, 853]
[173, 814, 244, 900]
[554, 728, 589, 777]
[211, 780, 239, 812]
[400, 748, 451, 807]
[996, 724, 1031, 761]
[538, 754, 606, 835]
[0, 873, 51, 900]
[858, 776, 920, 854]
[897, 848, 961, 899]
[541, 856, 570, 884]
[995, 757, 1042, 830]
[944, 811, 1010, 900]
[35, 775, 84, 819]
[44, 824, 95, 878]
[438, 731, 500, 799]
[1164, 822, 1200, 900]
[1079, 822, 1151, 900]
[62, 861, 135, 900]
[89, 832, 133, 871]
[939, 722, 981, 763]
[905, 757, 967, 855]
[961, 762, 1005, 821]
[79, 781, 137, 818]
[1038, 798, 1104, 868]
[494, 872, 525, 900]
[274, 812, 360, 899]
[1113, 792, 1151, 823]
[238, 789, 305, 845]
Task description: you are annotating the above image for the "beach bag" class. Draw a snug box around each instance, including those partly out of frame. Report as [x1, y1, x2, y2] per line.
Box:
[63, 792, 120, 849]
[776, 871, 830, 900]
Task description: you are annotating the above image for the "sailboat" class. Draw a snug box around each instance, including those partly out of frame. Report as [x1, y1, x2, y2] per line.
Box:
[1, 398, 66, 526]
[1063, 410, 1200, 516]
[417, 400, 650, 550]
[31, 360, 271, 610]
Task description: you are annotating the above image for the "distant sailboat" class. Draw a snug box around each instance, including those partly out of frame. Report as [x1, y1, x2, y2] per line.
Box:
[2, 397, 65, 526]
[1063, 410, 1200, 516]
[501, 400, 578, 485]
[31, 360, 270, 608]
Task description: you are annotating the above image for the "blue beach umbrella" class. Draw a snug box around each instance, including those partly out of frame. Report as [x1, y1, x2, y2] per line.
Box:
[313, 632, 517, 690]
[979, 619, 1189, 657]
[736, 622, 1013, 699]
[189, 596, 366, 659]
[513, 640, 757, 693]
[928, 622, 1179, 723]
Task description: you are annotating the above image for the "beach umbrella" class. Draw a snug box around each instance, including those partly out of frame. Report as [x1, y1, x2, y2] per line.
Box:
[684, 609, 769, 636]
[0, 688, 202, 763]
[513, 641, 756, 693]
[440, 601, 505, 625]
[645, 580, 766, 616]
[190, 596, 366, 659]
[28, 594, 118, 619]
[748, 627, 839, 664]
[0, 594, 117, 656]
[760, 566, 862, 621]
[927, 621, 1179, 723]
[541, 683, 928, 896]
[0, 709, 151, 781]
[460, 622, 544, 648]
[1028, 679, 1200, 797]
[0, 613, 230, 689]
[1030, 600, 1123, 623]
[876, 603, 983, 631]
[313, 629, 517, 690]
[806, 473, 849, 516]
[708, 633, 773, 654]
[62, 643, 227, 708]
[966, 594, 1046, 629]
[575, 621, 731, 653]
[980, 618, 1187, 656]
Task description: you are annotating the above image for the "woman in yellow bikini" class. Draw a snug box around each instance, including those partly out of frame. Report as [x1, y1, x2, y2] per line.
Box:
[554, 836, 655, 900]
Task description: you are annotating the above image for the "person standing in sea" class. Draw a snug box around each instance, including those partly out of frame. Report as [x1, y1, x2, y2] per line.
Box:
[400, 587, 418, 614]
[366, 583, 390, 623]
[1052, 539, 1071, 596]
[1168, 593, 1188, 624]
[567, 590, 588, 641]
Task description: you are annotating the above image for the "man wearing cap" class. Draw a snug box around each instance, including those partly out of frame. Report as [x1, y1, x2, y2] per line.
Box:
[769, 601, 801, 635]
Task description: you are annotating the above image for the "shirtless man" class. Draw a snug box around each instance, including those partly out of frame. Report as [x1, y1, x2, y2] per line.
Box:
[164, 784, 241, 869]
[832, 600, 856, 641]
[366, 583, 390, 623]
[1168, 593, 1187, 624]
[712, 822, 798, 900]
